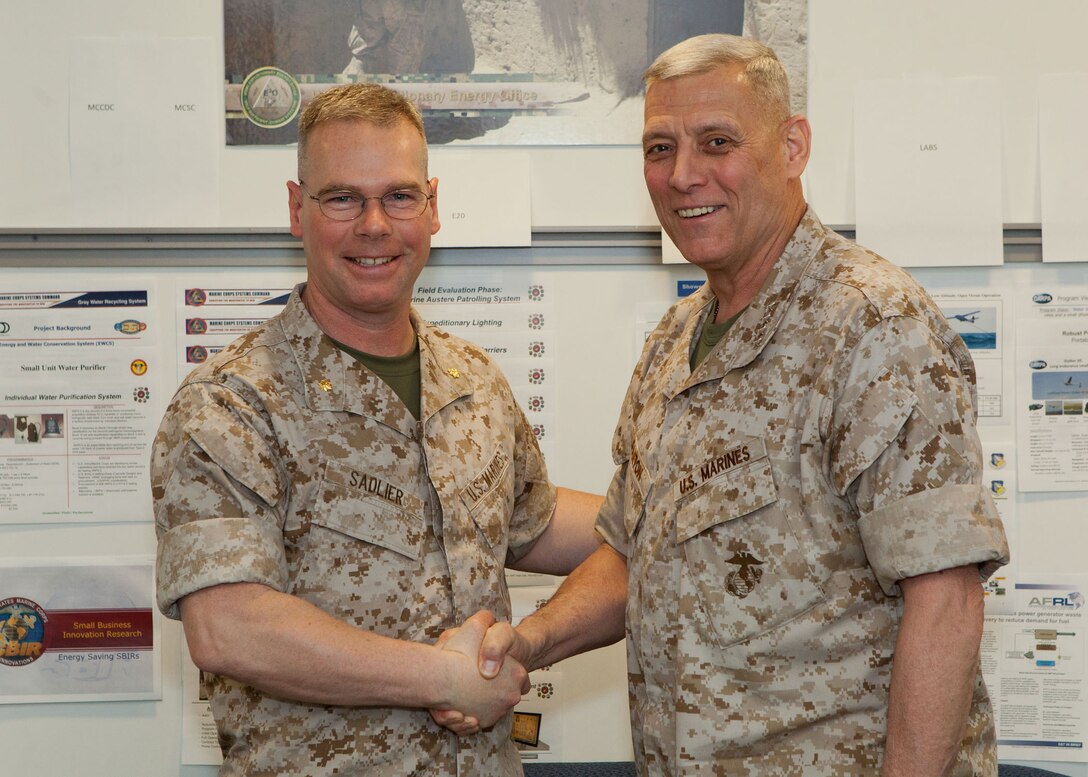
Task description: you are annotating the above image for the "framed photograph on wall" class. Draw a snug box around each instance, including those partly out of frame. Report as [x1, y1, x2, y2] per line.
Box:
[223, 0, 744, 146]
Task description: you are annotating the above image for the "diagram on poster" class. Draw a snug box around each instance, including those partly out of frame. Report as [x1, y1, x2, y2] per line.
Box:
[982, 576, 1087, 762]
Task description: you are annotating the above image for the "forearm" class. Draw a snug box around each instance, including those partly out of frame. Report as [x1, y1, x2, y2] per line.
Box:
[881, 566, 985, 777]
[511, 486, 604, 576]
[182, 582, 454, 708]
[514, 543, 627, 672]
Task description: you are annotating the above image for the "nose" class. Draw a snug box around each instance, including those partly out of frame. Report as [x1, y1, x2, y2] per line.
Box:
[353, 197, 393, 237]
[668, 145, 706, 193]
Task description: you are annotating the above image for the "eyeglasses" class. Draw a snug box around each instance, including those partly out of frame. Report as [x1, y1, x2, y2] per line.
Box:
[298, 181, 434, 221]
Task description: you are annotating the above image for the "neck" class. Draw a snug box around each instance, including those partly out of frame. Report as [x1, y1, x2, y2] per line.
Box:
[301, 286, 416, 357]
[707, 197, 807, 321]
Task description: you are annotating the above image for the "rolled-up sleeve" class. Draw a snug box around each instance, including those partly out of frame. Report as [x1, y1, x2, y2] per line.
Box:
[831, 317, 1010, 596]
[152, 386, 289, 619]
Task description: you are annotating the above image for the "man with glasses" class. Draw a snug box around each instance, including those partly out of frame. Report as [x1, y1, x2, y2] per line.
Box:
[152, 82, 602, 776]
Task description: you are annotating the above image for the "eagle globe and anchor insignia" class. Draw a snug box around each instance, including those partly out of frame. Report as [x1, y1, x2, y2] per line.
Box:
[725, 551, 764, 599]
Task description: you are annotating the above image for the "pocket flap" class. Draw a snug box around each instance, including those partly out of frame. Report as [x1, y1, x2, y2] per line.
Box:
[674, 438, 777, 543]
[317, 461, 422, 560]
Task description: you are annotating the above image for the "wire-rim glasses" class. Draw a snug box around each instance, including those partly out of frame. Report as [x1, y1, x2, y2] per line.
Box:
[298, 181, 434, 221]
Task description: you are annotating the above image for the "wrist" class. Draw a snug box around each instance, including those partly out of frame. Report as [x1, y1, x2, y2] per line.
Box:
[514, 615, 552, 672]
[430, 644, 461, 710]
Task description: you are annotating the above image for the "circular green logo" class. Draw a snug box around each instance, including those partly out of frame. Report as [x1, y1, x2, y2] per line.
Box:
[240, 67, 301, 129]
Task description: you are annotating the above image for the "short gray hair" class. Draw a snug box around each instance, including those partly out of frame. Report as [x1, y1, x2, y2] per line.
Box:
[644, 34, 791, 121]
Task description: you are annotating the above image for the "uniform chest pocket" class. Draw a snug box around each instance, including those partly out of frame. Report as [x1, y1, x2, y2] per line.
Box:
[676, 443, 826, 650]
[313, 462, 424, 561]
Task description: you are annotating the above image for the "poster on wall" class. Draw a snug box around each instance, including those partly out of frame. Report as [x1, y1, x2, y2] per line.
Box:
[0, 280, 166, 523]
[413, 267, 558, 464]
[222, 0, 744, 146]
[173, 279, 300, 388]
[0, 558, 160, 705]
[982, 575, 1088, 762]
[932, 291, 1007, 423]
[181, 641, 223, 766]
[1015, 287, 1088, 492]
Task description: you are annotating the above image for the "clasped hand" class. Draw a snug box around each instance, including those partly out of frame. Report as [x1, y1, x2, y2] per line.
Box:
[432, 610, 525, 736]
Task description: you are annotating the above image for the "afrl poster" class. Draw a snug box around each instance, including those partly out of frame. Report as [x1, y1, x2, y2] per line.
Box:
[982, 576, 1088, 762]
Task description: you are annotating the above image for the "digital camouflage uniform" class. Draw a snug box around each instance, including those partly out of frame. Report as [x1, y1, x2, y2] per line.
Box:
[596, 209, 1009, 776]
[154, 286, 555, 777]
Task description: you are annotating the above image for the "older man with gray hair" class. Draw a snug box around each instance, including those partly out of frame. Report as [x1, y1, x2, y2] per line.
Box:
[447, 33, 1009, 777]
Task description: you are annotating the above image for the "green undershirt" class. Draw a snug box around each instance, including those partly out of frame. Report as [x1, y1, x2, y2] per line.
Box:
[690, 300, 745, 370]
[334, 339, 422, 420]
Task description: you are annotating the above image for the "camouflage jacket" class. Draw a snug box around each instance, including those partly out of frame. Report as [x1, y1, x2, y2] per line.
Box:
[597, 209, 1009, 776]
[153, 286, 554, 776]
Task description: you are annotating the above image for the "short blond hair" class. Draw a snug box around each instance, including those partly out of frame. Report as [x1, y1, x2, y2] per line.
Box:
[644, 34, 791, 122]
[297, 83, 427, 175]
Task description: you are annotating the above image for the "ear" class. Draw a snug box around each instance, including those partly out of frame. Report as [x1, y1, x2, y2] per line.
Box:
[783, 115, 811, 178]
[287, 180, 304, 239]
[427, 177, 441, 236]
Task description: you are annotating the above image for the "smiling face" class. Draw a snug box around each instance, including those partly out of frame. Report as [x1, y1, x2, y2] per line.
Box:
[642, 64, 809, 284]
[288, 117, 439, 349]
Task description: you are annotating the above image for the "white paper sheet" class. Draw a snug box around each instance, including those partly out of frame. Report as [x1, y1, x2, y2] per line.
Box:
[430, 151, 531, 247]
[69, 37, 219, 228]
[1039, 72, 1088, 263]
[854, 76, 1004, 267]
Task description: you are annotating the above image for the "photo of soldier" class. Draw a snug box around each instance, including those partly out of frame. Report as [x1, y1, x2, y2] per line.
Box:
[224, 0, 747, 146]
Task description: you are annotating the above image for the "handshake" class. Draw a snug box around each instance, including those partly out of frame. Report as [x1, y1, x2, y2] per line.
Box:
[429, 609, 538, 736]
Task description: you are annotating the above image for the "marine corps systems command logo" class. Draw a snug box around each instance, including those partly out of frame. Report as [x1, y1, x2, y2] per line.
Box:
[0, 597, 48, 666]
[725, 551, 764, 599]
[240, 66, 302, 129]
